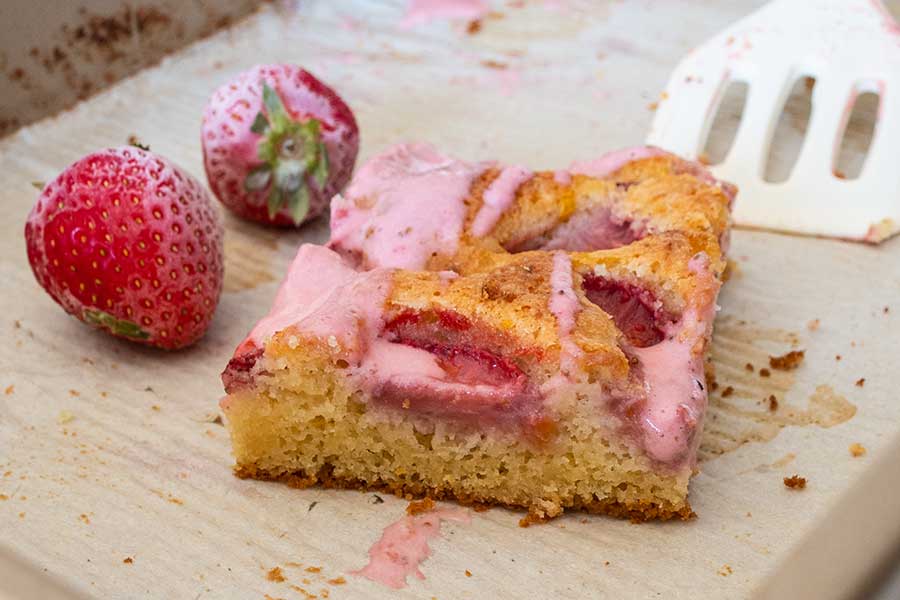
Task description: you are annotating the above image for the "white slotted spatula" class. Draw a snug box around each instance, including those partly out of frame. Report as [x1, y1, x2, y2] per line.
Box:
[647, 0, 900, 243]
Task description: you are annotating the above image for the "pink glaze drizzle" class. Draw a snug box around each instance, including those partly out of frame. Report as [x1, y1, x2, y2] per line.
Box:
[630, 253, 716, 465]
[243, 244, 392, 356]
[329, 143, 488, 270]
[470, 165, 533, 237]
[569, 146, 667, 178]
[548, 252, 582, 377]
[352, 507, 471, 589]
[400, 0, 489, 28]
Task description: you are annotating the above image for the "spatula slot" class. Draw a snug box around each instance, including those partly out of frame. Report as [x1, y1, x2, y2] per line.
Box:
[763, 76, 814, 183]
[701, 80, 747, 166]
[832, 89, 880, 181]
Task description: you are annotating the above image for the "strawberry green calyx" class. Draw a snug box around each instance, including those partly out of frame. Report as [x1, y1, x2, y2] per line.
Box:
[245, 81, 330, 225]
[83, 309, 151, 340]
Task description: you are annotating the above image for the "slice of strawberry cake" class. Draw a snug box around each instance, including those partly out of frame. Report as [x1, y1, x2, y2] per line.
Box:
[221, 143, 734, 521]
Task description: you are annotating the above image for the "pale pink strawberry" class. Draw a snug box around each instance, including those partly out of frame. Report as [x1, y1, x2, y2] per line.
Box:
[24, 146, 224, 350]
[201, 64, 359, 226]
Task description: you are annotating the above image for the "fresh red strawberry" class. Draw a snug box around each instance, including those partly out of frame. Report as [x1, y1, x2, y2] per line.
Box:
[24, 146, 225, 350]
[201, 64, 359, 226]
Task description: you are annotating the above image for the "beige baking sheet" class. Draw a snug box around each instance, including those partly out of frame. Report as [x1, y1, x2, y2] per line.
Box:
[1, 2, 898, 598]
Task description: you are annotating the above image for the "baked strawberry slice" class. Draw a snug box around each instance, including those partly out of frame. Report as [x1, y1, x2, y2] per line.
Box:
[202, 64, 359, 226]
[24, 146, 224, 349]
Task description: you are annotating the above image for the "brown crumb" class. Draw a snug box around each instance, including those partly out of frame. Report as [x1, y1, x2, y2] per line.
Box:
[769, 350, 805, 371]
[745, 363, 754, 372]
[833, 169, 847, 179]
[4, 385, 13, 395]
[289, 585, 316, 599]
[305, 566, 322, 574]
[151, 405, 160, 411]
[100, 391, 108, 397]
[604, 560, 610, 566]
[783, 475, 807, 489]
[807, 318, 820, 331]
[835, 355, 842, 361]
[123, 557, 133, 564]
[647, 101, 658, 111]
[327, 577, 346, 585]
[406, 497, 435, 516]
[721, 386, 734, 398]
[849, 443, 867, 457]
[79, 513, 91, 524]
[465, 569, 472, 577]
[768, 395, 778, 411]
[855, 378, 865, 387]
[481, 59, 508, 70]
[746, 512, 752, 517]
[718, 564, 733, 577]
[267, 567, 286, 582]
[759, 368, 771, 378]
[0, 494, 8, 501]
[69, 389, 80, 397]
[18, 512, 24, 519]
[466, 19, 482, 34]
[885, 306, 890, 314]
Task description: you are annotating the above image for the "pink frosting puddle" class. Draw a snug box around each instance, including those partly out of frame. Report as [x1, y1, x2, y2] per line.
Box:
[328, 143, 488, 270]
[352, 507, 471, 589]
[400, 0, 489, 28]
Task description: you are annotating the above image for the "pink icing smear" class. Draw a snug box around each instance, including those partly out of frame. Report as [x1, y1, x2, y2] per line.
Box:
[629, 254, 717, 465]
[548, 252, 582, 376]
[329, 143, 487, 270]
[569, 146, 668, 178]
[400, 0, 489, 28]
[240, 244, 392, 357]
[352, 507, 471, 589]
[470, 165, 533, 237]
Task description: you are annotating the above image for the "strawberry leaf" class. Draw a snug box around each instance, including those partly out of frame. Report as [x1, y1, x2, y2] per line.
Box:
[83, 309, 150, 340]
[267, 186, 283, 219]
[244, 164, 272, 192]
[288, 186, 310, 225]
[31, 181, 45, 190]
[312, 142, 329, 190]
[261, 82, 289, 130]
[250, 112, 269, 135]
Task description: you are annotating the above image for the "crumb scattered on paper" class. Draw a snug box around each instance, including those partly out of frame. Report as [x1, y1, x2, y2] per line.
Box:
[721, 386, 734, 397]
[123, 557, 133, 564]
[783, 475, 806, 490]
[769, 350, 804, 371]
[855, 378, 865, 387]
[4, 385, 13, 395]
[267, 567, 286, 582]
[807, 319, 820, 331]
[849, 443, 866, 457]
[407, 497, 435, 516]
[759, 368, 771, 378]
[57, 410, 75, 424]
[718, 564, 733, 576]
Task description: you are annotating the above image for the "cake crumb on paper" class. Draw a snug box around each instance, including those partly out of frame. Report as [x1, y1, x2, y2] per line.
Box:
[855, 378, 865, 387]
[769, 350, 805, 370]
[68, 389, 80, 397]
[849, 443, 866, 457]
[267, 567, 286, 582]
[4, 385, 13, 395]
[57, 410, 75, 424]
[759, 368, 771, 378]
[721, 386, 734, 398]
[327, 577, 346, 585]
[807, 319, 820, 331]
[123, 557, 133, 564]
[767, 395, 778, 412]
[406, 497, 435, 516]
[718, 564, 733, 576]
[783, 475, 807, 490]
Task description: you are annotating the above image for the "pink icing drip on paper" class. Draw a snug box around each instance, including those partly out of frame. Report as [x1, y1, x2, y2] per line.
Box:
[352, 508, 471, 589]
[470, 165, 533, 237]
[329, 143, 487, 270]
[400, 0, 489, 28]
[548, 252, 582, 376]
